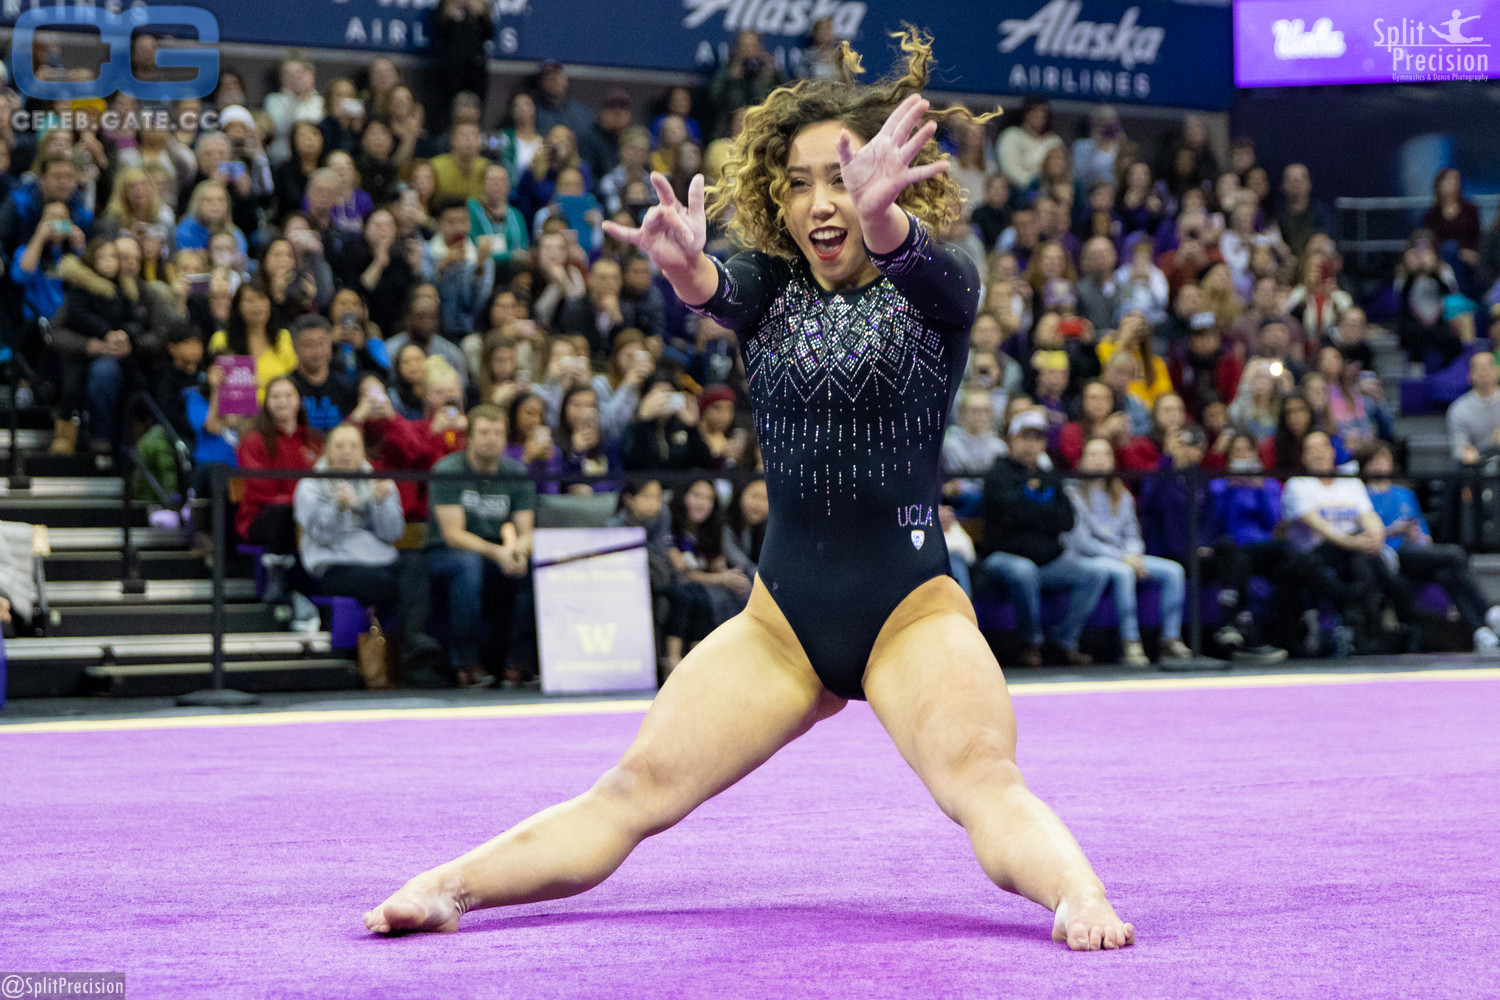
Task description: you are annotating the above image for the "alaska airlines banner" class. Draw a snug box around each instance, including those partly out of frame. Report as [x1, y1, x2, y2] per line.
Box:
[1235, 0, 1499, 86]
[1, 0, 1232, 108]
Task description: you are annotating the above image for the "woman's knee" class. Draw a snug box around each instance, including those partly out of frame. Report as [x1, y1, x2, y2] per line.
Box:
[592, 748, 688, 836]
[927, 731, 1024, 822]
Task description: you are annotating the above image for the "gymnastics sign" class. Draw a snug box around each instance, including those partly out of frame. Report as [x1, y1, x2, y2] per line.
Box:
[532, 528, 658, 695]
[1235, 0, 1500, 86]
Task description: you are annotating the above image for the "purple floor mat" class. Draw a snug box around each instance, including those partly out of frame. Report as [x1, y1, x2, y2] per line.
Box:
[2, 677, 1497, 999]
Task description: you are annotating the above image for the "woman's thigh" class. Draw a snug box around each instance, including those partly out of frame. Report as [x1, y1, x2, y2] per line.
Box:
[861, 576, 1021, 821]
[1139, 555, 1183, 588]
[616, 576, 845, 833]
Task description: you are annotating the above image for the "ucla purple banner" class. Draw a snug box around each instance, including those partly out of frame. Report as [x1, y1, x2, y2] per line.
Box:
[1235, 0, 1498, 87]
[2, 0, 1233, 109]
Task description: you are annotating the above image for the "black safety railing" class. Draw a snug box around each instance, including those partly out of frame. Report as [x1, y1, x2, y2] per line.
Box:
[3, 345, 36, 490]
[181, 459, 1488, 700]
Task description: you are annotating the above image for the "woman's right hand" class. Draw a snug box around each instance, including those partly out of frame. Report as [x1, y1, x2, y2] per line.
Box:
[601, 172, 705, 279]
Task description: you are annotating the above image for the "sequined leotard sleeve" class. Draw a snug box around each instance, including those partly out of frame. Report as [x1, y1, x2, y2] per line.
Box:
[688, 214, 979, 699]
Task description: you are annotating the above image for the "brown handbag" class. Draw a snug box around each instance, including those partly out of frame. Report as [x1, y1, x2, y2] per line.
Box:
[357, 610, 395, 691]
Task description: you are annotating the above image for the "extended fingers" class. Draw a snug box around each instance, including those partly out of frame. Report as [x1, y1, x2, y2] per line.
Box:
[904, 158, 949, 186]
[687, 173, 706, 222]
[836, 128, 856, 167]
[600, 220, 643, 246]
[900, 119, 939, 162]
[889, 93, 930, 146]
[650, 171, 678, 208]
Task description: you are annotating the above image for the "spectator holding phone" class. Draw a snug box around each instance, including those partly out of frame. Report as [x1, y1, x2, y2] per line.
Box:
[515, 124, 594, 230]
[420, 196, 495, 336]
[329, 287, 390, 379]
[594, 329, 655, 441]
[556, 385, 620, 492]
[505, 391, 564, 493]
[94, 166, 176, 253]
[360, 362, 467, 520]
[622, 374, 713, 471]
[468, 163, 529, 277]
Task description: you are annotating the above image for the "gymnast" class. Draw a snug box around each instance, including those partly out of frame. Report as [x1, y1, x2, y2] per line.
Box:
[365, 29, 1135, 950]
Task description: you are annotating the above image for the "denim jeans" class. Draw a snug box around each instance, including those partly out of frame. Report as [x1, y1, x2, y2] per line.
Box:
[949, 555, 973, 597]
[426, 545, 533, 672]
[981, 550, 1110, 649]
[85, 356, 123, 445]
[1079, 554, 1184, 643]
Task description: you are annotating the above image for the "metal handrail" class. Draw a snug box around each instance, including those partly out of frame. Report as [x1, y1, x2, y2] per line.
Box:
[1334, 194, 1500, 274]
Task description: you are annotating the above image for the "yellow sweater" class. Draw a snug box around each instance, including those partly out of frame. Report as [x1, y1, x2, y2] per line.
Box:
[208, 327, 297, 402]
[1095, 340, 1174, 409]
[430, 154, 489, 204]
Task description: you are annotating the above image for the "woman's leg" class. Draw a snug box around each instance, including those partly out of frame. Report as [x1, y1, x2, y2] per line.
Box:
[1088, 556, 1140, 643]
[861, 576, 1134, 951]
[1141, 556, 1185, 641]
[365, 576, 845, 934]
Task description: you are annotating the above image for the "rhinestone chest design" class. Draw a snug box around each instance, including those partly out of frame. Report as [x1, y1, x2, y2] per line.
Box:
[743, 268, 953, 513]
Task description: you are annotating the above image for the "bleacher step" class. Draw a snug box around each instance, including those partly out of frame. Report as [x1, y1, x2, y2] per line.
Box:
[0, 496, 149, 528]
[43, 550, 209, 582]
[3, 632, 334, 665]
[43, 527, 189, 551]
[45, 579, 257, 605]
[46, 602, 283, 637]
[84, 659, 359, 698]
[0, 477, 122, 497]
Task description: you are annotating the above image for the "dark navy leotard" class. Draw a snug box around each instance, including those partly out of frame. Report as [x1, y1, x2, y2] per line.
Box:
[688, 214, 979, 699]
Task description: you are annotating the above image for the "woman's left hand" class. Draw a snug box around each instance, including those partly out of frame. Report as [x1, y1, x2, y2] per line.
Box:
[837, 93, 947, 226]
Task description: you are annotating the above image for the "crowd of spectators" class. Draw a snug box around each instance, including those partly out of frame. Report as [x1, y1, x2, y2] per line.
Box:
[3, 23, 1499, 682]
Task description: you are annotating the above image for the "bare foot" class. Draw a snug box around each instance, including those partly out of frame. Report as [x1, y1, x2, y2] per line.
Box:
[364, 868, 469, 935]
[1051, 893, 1136, 951]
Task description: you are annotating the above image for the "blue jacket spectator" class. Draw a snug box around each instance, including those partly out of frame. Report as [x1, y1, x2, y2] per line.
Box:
[1139, 427, 1213, 562]
[0, 156, 92, 268]
[1207, 475, 1283, 547]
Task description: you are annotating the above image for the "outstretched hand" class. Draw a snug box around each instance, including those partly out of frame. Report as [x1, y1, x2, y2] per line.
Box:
[601, 173, 706, 278]
[836, 93, 947, 226]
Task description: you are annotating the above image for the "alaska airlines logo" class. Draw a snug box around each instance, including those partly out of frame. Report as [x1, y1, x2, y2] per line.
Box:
[998, 0, 1165, 70]
[1273, 18, 1347, 59]
[682, 0, 868, 37]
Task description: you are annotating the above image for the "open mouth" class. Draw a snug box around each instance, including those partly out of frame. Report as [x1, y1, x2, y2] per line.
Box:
[809, 226, 847, 261]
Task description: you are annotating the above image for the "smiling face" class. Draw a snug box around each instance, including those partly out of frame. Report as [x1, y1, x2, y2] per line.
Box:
[265, 379, 300, 425]
[783, 121, 879, 292]
[326, 425, 364, 471]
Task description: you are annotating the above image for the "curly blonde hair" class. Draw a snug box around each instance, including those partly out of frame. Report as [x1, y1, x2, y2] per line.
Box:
[707, 26, 999, 260]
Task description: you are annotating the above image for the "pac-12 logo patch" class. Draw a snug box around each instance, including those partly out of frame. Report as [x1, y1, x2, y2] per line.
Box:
[910, 530, 925, 550]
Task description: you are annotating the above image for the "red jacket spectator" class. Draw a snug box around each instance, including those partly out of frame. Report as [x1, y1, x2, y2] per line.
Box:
[1168, 334, 1245, 420]
[361, 414, 465, 520]
[235, 425, 320, 539]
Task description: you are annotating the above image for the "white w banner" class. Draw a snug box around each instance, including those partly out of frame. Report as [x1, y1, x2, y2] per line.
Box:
[533, 527, 658, 696]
